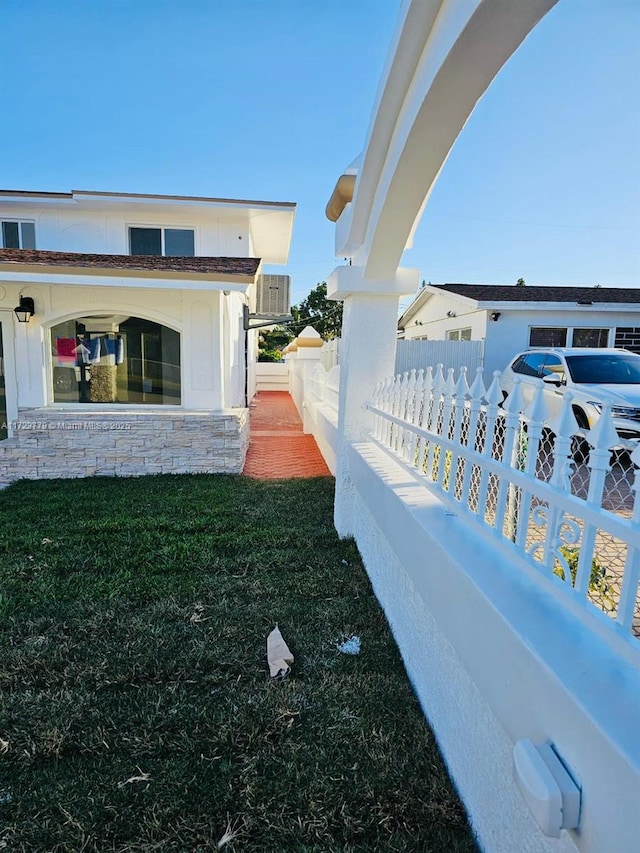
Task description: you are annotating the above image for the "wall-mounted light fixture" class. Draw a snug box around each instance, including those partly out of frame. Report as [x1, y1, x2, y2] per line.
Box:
[446, 310, 457, 318]
[490, 311, 501, 322]
[14, 296, 35, 323]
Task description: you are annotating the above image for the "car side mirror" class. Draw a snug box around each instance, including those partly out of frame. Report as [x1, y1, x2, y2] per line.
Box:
[542, 374, 564, 387]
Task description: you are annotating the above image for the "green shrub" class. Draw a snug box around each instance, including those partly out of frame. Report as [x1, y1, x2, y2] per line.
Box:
[554, 546, 616, 612]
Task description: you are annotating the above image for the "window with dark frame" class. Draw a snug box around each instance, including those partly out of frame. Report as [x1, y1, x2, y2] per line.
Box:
[529, 327, 567, 347]
[572, 328, 609, 348]
[1, 220, 36, 249]
[129, 227, 194, 257]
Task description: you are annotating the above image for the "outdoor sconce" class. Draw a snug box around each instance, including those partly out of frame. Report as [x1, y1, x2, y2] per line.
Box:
[446, 310, 457, 318]
[490, 311, 501, 322]
[14, 296, 35, 323]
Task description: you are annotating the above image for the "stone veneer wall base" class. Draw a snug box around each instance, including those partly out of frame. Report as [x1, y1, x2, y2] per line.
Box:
[0, 409, 249, 484]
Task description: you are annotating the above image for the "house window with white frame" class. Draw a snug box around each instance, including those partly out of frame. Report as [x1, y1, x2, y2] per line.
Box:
[447, 328, 472, 341]
[129, 227, 194, 257]
[1, 220, 36, 249]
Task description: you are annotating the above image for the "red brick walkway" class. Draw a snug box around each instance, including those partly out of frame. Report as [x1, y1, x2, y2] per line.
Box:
[243, 391, 332, 479]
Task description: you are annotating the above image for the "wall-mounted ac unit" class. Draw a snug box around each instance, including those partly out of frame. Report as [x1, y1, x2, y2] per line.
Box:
[256, 274, 291, 317]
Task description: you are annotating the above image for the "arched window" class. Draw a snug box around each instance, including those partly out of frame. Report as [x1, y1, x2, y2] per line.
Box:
[50, 315, 180, 405]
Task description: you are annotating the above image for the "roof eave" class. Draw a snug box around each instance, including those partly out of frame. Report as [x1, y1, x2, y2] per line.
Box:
[475, 301, 640, 311]
[0, 263, 257, 288]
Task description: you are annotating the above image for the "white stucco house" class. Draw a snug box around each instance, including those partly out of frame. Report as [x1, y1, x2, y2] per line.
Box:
[0, 188, 295, 483]
[398, 283, 640, 376]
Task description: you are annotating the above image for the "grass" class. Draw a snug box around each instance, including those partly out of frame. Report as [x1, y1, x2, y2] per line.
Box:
[0, 474, 477, 852]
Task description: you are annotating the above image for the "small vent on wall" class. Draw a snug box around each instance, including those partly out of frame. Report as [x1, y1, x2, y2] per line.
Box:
[256, 275, 291, 316]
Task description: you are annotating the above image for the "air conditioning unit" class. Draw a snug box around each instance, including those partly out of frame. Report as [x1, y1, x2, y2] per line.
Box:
[256, 274, 291, 317]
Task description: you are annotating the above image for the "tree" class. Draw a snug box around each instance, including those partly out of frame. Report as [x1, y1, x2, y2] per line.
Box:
[291, 282, 343, 340]
[258, 326, 293, 362]
[516, 277, 526, 287]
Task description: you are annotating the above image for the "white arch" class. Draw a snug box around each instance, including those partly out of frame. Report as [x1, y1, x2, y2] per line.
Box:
[335, 0, 559, 281]
[41, 305, 183, 335]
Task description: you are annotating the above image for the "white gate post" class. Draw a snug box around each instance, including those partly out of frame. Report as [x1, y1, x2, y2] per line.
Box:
[328, 265, 418, 537]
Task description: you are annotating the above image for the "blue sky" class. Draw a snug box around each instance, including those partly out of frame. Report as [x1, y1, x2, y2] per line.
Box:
[1, 0, 638, 307]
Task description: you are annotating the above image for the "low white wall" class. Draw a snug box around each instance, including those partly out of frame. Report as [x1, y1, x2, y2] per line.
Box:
[255, 362, 289, 392]
[304, 403, 338, 475]
[347, 440, 640, 853]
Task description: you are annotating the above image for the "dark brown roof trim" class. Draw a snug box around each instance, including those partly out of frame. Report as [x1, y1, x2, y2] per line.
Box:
[0, 248, 260, 277]
[0, 189, 73, 199]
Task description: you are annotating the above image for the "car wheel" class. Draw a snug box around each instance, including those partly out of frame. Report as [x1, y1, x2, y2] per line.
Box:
[570, 407, 590, 464]
[572, 406, 590, 431]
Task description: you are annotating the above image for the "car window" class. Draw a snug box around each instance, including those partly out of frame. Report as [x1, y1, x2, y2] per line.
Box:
[566, 354, 640, 384]
[519, 353, 548, 377]
[541, 355, 566, 382]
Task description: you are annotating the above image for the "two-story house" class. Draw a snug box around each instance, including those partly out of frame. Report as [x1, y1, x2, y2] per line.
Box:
[0, 189, 295, 483]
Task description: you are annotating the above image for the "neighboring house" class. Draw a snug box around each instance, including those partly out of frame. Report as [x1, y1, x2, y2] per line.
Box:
[398, 283, 640, 377]
[0, 188, 295, 482]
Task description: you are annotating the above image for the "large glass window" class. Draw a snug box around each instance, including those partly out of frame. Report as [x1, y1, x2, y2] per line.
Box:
[1, 220, 36, 249]
[129, 227, 194, 257]
[50, 316, 181, 405]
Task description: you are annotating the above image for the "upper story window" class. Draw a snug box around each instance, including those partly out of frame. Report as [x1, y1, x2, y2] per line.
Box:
[129, 227, 194, 257]
[1, 220, 36, 249]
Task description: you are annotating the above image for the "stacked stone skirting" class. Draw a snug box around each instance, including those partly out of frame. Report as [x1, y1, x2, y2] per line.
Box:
[0, 409, 249, 485]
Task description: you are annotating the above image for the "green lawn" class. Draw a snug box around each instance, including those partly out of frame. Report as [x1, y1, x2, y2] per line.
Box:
[0, 475, 477, 852]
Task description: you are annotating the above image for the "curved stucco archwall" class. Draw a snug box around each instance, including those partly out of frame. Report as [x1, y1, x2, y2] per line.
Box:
[341, 0, 559, 278]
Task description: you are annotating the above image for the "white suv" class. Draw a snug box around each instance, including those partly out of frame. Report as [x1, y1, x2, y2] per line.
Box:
[500, 348, 640, 441]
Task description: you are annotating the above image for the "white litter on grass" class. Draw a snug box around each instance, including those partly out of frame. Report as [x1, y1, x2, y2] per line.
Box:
[0, 789, 12, 806]
[266, 625, 294, 678]
[337, 636, 361, 655]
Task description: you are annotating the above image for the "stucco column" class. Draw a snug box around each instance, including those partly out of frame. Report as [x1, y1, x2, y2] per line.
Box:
[292, 326, 324, 430]
[328, 265, 419, 537]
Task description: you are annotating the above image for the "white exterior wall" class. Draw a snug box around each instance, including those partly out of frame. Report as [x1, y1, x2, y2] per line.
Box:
[0, 201, 251, 257]
[255, 363, 289, 392]
[0, 282, 241, 411]
[483, 309, 638, 377]
[402, 291, 487, 341]
[402, 294, 640, 379]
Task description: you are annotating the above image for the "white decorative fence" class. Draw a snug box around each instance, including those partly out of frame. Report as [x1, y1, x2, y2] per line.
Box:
[368, 365, 640, 641]
[320, 338, 341, 371]
[295, 355, 640, 850]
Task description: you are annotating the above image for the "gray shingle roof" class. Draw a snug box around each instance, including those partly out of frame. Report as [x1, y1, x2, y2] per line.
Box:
[434, 284, 640, 304]
[0, 248, 260, 277]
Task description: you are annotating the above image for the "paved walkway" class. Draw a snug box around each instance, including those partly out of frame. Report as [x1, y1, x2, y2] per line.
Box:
[243, 391, 332, 479]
